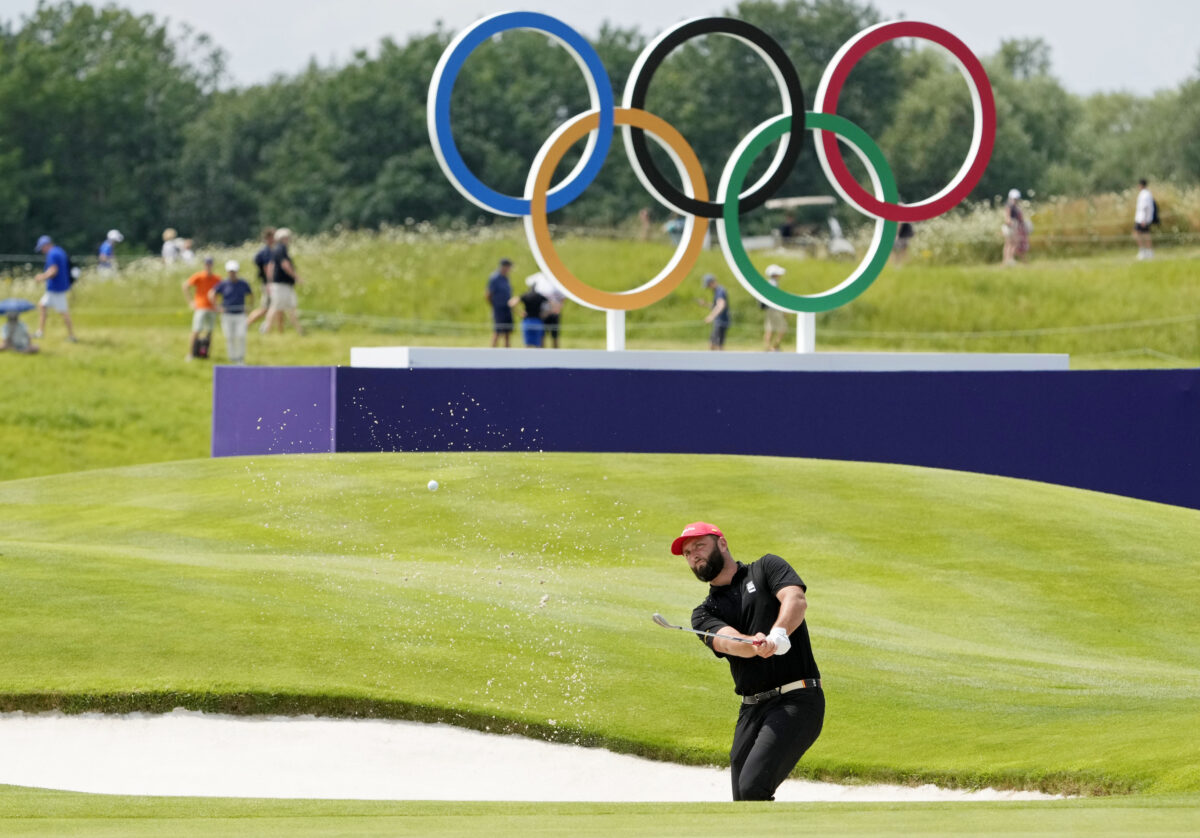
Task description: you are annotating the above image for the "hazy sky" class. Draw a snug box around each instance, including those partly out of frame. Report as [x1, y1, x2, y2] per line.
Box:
[2, 0, 1196, 95]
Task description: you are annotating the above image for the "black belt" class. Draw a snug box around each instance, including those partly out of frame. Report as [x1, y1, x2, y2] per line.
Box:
[741, 678, 821, 705]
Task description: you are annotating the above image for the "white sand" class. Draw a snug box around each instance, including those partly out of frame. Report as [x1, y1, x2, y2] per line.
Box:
[0, 710, 1056, 802]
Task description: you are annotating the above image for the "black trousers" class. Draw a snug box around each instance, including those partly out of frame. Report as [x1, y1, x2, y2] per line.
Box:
[730, 687, 824, 801]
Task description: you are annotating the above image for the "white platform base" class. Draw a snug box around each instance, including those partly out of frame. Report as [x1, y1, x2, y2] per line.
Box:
[349, 346, 1070, 372]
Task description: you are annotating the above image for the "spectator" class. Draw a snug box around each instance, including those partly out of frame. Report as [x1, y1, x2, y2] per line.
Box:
[892, 221, 914, 266]
[517, 277, 548, 348]
[209, 260, 254, 365]
[263, 227, 303, 335]
[486, 258, 515, 348]
[1, 311, 38, 354]
[701, 273, 730, 351]
[778, 213, 796, 246]
[762, 264, 788, 352]
[182, 256, 220, 360]
[1001, 189, 1029, 266]
[180, 238, 196, 264]
[162, 228, 181, 264]
[32, 235, 77, 342]
[1134, 178, 1156, 260]
[245, 227, 276, 329]
[97, 229, 123, 273]
[529, 272, 567, 349]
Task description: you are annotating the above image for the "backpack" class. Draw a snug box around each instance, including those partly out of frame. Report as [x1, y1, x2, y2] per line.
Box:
[1151, 198, 1160, 226]
[191, 332, 211, 359]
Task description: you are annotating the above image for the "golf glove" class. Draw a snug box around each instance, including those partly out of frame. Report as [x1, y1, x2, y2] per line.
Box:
[768, 626, 791, 656]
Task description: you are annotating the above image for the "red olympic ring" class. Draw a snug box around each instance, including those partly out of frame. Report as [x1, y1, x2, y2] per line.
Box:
[813, 20, 996, 223]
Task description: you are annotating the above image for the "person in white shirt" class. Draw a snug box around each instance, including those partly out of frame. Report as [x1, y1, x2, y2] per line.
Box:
[1134, 179, 1155, 260]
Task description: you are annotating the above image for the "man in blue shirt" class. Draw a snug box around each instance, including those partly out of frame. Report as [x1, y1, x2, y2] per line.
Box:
[33, 235, 77, 342]
[246, 227, 275, 329]
[486, 258, 515, 347]
[97, 229, 123, 273]
[703, 273, 730, 350]
[209, 260, 254, 364]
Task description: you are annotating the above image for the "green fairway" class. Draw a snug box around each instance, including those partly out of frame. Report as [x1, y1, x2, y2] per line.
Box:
[2, 453, 1198, 801]
[2, 788, 1200, 837]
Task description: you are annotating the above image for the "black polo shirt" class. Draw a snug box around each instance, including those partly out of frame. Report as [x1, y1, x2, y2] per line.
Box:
[271, 243, 296, 285]
[691, 555, 820, 696]
[254, 245, 273, 284]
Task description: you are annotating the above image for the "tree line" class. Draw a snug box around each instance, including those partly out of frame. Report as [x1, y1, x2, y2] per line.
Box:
[3, 0, 1198, 257]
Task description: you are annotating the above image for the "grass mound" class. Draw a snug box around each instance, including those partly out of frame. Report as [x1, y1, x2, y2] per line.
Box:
[2, 452, 1198, 797]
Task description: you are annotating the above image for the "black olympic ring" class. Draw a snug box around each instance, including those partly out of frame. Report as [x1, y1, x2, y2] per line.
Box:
[622, 17, 807, 219]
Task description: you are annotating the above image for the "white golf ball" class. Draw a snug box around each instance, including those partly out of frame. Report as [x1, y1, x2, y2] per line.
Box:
[427, 480, 439, 492]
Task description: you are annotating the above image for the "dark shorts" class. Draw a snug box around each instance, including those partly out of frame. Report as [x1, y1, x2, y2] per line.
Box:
[492, 308, 513, 333]
[1134, 223, 1151, 233]
[543, 312, 561, 336]
[710, 322, 729, 347]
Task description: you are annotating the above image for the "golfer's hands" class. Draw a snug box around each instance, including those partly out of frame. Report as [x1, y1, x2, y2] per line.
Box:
[751, 632, 775, 657]
[750, 628, 791, 658]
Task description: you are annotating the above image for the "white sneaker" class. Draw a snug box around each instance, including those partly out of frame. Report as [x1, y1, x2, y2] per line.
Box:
[34, 329, 43, 338]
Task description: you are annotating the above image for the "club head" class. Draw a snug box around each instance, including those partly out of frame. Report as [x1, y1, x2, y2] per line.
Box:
[651, 613, 674, 629]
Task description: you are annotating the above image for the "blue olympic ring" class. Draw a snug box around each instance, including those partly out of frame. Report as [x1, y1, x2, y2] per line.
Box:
[427, 11, 615, 217]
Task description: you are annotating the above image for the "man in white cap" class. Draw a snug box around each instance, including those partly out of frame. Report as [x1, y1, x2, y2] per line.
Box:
[762, 265, 788, 352]
[209, 260, 254, 364]
[97, 229, 123, 273]
[1002, 188, 1029, 266]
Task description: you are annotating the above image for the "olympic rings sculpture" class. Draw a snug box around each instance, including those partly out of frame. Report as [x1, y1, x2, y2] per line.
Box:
[428, 12, 995, 314]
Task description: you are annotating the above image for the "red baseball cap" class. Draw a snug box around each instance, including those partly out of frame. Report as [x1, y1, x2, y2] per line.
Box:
[671, 522, 724, 555]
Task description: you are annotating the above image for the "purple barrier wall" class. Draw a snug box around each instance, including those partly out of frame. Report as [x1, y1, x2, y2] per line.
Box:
[211, 367, 336, 457]
[213, 366, 1200, 509]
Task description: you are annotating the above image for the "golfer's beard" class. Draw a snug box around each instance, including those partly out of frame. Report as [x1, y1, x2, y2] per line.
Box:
[692, 549, 724, 582]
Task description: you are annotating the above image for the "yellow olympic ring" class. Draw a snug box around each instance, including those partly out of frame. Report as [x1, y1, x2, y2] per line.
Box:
[524, 107, 708, 311]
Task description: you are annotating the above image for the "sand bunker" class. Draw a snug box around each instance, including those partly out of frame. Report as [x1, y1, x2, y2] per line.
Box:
[0, 710, 1057, 802]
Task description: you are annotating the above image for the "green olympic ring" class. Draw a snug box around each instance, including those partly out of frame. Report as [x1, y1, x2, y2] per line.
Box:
[718, 111, 898, 314]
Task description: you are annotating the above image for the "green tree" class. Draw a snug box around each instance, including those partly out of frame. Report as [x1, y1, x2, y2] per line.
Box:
[0, 2, 222, 254]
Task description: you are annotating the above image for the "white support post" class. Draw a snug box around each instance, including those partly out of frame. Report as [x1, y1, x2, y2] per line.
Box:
[606, 309, 626, 352]
[796, 312, 816, 353]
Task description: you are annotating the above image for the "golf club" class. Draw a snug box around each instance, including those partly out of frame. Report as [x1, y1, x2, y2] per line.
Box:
[651, 613, 762, 645]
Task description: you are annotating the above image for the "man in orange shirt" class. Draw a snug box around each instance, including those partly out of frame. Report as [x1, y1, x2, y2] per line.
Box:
[182, 256, 221, 360]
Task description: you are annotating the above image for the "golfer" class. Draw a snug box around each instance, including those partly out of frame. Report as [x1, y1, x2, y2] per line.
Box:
[671, 521, 824, 801]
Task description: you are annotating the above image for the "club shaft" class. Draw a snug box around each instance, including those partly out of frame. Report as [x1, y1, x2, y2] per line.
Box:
[654, 616, 757, 645]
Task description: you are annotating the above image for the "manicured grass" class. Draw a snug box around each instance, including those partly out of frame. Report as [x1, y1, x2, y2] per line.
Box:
[2, 788, 1200, 837]
[2, 453, 1198, 798]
